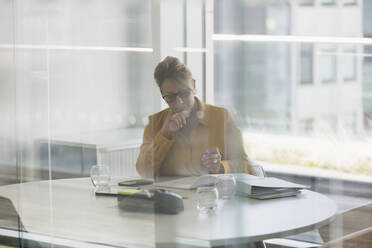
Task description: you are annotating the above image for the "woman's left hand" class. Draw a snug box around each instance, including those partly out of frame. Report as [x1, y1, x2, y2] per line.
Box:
[201, 147, 222, 174]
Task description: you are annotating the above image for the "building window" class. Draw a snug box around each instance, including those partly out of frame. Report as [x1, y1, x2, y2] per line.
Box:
[299, 118, 314, 134]
[319, 114, 338, 134]
[298, 44, 313, 85]
[299, 0, 315, 6]
[343, 0, 357, 6]
[343, 45, 357, 81]
[342, 112, 357, 135]
[319, 44, 337, 84]
[321, 0, 337, 5]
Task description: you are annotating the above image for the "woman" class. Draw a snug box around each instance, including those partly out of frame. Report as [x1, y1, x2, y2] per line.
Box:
[136, 56, 255, 178]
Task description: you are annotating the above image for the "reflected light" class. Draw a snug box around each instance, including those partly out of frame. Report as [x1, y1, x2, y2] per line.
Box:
[129, 115, 137, 126]
[173, 47, 207, 53]
[0, 44, 153, 52]
[265, 18, 277, 32]
[213, 34, 372, 45]
[317, 51, 372, 57]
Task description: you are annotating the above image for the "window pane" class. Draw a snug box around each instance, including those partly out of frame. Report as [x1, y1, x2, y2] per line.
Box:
[342, 112, 357, 134]
[214, 41, 291, 132]
[299, 118, 314, 134]
[343, 44, 357, 81]
[319, 44, 337, 83]
[299, 0, 315, 5]
[298, 43, 313, 85]
[343, 0, 357, 5]
[319, 114, 338, 134]
[322, 0, 337, 5]
[363, 46, 372, 134]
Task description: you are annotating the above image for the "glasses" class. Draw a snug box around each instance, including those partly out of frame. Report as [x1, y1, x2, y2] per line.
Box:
[90, 164, 110, 192]
[216, 174, 236, 200]
[196, 186, 219, 212]
[162, 88, 192, 103]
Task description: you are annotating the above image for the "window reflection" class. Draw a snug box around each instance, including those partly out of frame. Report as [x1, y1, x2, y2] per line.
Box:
[0, 0, 372, 247]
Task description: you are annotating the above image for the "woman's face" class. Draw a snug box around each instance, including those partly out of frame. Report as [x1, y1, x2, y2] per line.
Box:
[160, 78, 195, 115]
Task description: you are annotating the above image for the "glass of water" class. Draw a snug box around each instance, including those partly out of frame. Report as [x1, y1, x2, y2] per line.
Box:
[90, 164, 110, 191]
[216, 174, 236, 199]
[196, 186, 219, 212]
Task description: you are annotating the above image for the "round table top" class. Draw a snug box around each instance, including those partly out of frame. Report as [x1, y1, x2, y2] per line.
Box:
[0, 177, 337, 247]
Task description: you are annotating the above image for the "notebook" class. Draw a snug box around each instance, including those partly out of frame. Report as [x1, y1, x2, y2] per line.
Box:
[235, 175, 310, 195]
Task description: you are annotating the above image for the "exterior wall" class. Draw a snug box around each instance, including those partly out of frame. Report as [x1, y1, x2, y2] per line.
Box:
[291, 0, 363, 136]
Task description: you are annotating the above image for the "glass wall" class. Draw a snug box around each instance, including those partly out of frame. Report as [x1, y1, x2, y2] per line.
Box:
[214, 0, 371, 178]
[0, 0, 371, 247]
[0, 0, 158, 246]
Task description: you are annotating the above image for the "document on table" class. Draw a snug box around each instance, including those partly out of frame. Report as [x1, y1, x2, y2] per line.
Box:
[153, 175, 220, 189]
[235, 174, 310, 199]
[153, 173, 310, 199]
[154, 173, 257, 190]
[235, 176, 310, 194]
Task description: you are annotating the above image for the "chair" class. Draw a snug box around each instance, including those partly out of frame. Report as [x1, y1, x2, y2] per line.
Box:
[265, 202, 372, 248]
[318, 202, 372, 248]
[0, 196, 42, 248]
[320, 229, 372, 248]
[249, 159, 266, 177]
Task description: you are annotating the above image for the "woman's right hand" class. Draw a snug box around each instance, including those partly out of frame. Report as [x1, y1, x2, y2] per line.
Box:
[160, 112, 186, 139]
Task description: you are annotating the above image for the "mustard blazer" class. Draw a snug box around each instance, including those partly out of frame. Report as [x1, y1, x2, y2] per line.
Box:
[136, 98, 254, 178]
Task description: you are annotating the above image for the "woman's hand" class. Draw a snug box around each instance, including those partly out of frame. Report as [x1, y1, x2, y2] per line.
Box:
[201, 147, 223, 174]
[160, 112, 186, 139]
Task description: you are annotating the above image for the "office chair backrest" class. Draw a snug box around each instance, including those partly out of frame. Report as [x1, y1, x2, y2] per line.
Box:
[319, 202, 372, 248]
[0, 196, 42, 248]
[249, 159, 266, 177]
[0, 196, 25, 232]
[320, 228, 372, 248]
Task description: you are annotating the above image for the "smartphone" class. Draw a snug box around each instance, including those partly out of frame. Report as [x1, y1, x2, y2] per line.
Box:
[118, 179, 154, 187]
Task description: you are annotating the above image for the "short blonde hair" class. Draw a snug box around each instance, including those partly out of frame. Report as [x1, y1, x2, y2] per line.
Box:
[154, 56, 192, 88]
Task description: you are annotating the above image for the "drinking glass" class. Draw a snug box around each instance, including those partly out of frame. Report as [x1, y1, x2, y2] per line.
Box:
[196, 186, 218, 212]
[90, 164, 110, 191]
[216, 174, 236, 199]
